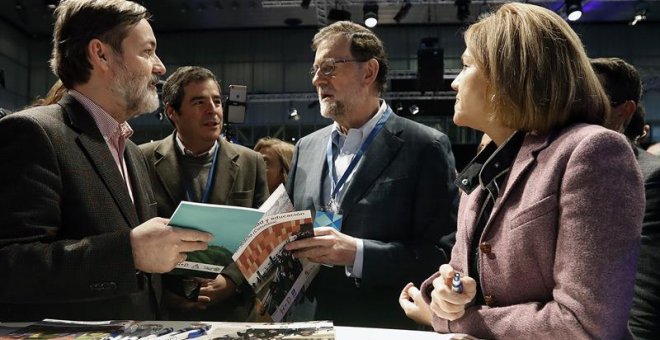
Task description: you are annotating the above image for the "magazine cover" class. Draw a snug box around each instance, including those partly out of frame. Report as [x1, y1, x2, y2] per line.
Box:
[1, 320, 334, 340]
[209, 321, 334, 340]
[0, 319, 137, 340]
[167, 185, 289, 277]
[233, 210, 319, 322]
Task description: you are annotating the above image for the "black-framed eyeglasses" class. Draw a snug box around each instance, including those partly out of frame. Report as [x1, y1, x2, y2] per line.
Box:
[309, 58, 367, 77]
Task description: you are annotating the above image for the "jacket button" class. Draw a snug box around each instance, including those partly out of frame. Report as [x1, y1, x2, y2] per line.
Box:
[479, 242, 492, 254]
[484, 295, 496, 306]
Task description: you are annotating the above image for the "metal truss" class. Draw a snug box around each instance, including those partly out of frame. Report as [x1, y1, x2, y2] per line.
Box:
[246, 90, 455, 103]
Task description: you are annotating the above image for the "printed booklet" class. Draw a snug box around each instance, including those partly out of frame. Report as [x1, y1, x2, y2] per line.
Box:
[168, 185, 319, 321]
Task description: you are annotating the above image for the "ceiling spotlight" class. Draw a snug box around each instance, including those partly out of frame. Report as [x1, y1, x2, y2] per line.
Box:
[565, 0, 582, 21]
[630, 9, 647, 26]
[395, 102, 404, 113]
[393, 1, 412, 23]
[44, 0, 58, 10]
[363, 2, 378, 28]
[288, 107, 300, 121]
[455, 0, 471, 22]
[409, 104, 419, 115]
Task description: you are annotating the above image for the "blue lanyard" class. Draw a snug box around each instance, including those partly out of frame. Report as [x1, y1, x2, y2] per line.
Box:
[326, 108, 392, 202]
[184, 145, 219, 203]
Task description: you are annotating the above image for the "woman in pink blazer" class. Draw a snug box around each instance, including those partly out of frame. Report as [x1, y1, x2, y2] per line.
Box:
[399, 3, 644, 339]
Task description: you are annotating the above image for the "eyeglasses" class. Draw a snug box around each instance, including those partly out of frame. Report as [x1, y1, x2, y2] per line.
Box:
[309, 58, 367, 77]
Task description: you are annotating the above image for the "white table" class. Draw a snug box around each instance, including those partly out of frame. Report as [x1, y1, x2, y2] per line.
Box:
[1, 322, 476, 339]
[336, 326, 475, 340]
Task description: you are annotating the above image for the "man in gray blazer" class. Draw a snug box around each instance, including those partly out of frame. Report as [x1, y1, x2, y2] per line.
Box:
[0, 0, 211, 321]
[140, 66, 269, 321]
[285, 21, 458, 329]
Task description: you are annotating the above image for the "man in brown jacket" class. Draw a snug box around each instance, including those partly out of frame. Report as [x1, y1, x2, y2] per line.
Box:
[140, 66, 269, 321]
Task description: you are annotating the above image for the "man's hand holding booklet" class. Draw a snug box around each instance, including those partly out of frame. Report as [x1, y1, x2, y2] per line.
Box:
[168, 185, 319, 321]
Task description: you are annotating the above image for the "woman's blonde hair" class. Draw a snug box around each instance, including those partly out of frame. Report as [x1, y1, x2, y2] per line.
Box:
[254, 137, 295, 183]
[466, 3, 611, 132]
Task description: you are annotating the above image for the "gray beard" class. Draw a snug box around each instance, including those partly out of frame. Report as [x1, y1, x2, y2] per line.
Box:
[111, 65, 159, 119]
[320, 100, 345, 120]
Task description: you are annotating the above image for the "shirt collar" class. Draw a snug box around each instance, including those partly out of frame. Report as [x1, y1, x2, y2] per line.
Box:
[331, 99, 387, 150]
[69, 89, 133, 141]
[456, 131, 525, 195]
[175, 133, 218, 157]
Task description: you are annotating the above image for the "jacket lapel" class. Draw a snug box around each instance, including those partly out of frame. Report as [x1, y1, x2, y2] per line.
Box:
[484, 132, 552, 231]
[210, 138, 239, 204]
[62, 94, 139, 226]
[125, 142, 151, 223]
[153, 132, 185, 206]
[339, 111, 403, 219]
[301, 127, 332, 211]
[314, 129, 332, 210]
[460, 190, 486, 270]
[463, 192, 484, 237]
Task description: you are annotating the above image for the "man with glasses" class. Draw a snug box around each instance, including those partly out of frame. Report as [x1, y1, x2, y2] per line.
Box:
[140, 66, 269, 321]
[285, 21, 458, 329]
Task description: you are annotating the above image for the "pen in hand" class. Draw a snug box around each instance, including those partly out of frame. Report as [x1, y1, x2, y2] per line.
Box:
[452, 272, 463, 294]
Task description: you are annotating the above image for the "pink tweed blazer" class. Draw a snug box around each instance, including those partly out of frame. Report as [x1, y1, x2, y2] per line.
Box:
[421, 123, 644, 339]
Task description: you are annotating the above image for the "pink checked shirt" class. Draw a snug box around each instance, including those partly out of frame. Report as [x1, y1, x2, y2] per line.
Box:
[69, 90, 134, 202]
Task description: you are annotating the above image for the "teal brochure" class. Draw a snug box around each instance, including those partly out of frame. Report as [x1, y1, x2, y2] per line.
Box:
[169, 201, 265, 253]
[167, 185, 290, 278]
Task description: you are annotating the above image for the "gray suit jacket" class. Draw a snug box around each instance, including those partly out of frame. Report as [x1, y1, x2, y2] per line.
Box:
[287, 107, 458, 328]
[140, 132, 269, 321]
[0, 94, 160, 321]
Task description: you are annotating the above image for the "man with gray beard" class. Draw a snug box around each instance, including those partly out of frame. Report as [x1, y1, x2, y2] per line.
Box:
[0, 0, 211, 321]
[285, 21, 458, 329]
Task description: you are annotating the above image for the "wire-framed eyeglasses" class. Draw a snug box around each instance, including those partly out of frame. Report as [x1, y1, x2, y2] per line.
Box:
[309, 58, 367, 77]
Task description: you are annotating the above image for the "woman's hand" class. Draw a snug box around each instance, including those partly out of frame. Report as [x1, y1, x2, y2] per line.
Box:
[399, 282, 432, 326]
[429, 264, 477, 321]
